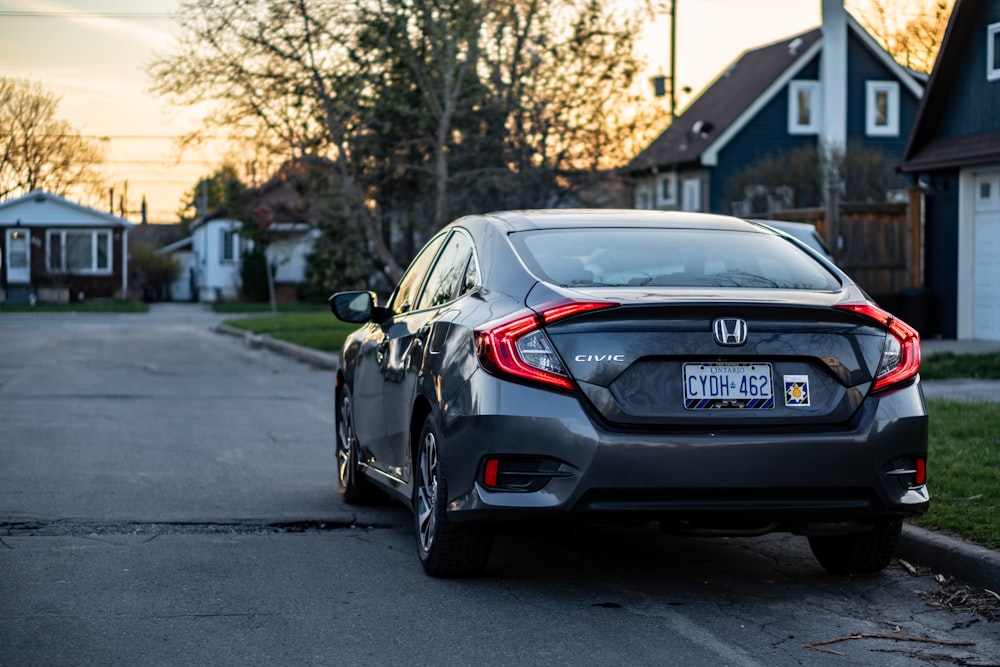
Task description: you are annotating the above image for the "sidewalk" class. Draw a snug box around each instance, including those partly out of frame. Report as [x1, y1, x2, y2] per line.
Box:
[213, 321, 1000, 592]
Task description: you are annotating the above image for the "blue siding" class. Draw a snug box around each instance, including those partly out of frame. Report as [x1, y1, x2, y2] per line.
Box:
[938, 1, 1000, 138]
[845, 35, 921, 159]
[922, 173, 960, 339]
[709, 58, 820, 213]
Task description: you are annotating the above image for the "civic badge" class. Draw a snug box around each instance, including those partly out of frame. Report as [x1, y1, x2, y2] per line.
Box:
[713, 318, 748, 346]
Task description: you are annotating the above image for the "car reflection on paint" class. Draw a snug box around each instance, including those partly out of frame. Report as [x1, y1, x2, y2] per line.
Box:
[329, 209, 928, 577]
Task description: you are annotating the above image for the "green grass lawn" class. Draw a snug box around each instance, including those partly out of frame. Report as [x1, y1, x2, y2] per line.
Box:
[212, 301, 328, 314]
[0, 300, 148, 313]
[920, 352, 1000, 380]
[919, 399, 1000, 549]
[223, 312, 360, 352]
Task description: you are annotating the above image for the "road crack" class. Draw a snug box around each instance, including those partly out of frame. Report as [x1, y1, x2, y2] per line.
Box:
[0, 518, 394, 537]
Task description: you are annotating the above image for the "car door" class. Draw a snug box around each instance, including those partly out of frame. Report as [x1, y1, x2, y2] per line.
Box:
[381, 231, 477, 479]
[355, 232, 448, 479]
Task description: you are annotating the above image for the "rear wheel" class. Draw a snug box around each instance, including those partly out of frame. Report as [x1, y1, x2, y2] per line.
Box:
[808, 520, 902, 574]
[414, 414, 492, 577]
[336, 388, 386, 505]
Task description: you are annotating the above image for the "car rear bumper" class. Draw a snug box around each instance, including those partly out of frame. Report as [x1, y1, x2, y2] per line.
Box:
[440, 373, 929, 530]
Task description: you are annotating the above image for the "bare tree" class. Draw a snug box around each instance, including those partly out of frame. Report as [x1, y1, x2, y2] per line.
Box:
[149, 0, 659, 283]
[848, 0, 953, 73]
[150, 0, 405, 278]
[0, 78, 105, 201]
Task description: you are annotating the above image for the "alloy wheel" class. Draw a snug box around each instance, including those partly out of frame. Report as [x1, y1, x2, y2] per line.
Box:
[416, 430, 439, 552]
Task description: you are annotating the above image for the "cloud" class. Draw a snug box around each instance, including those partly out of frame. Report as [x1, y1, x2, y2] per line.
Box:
[4, 0, 179, 51]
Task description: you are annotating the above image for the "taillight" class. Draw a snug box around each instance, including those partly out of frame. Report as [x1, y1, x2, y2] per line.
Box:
[475, 300, 618, 391]
[834, 303, 921, 393]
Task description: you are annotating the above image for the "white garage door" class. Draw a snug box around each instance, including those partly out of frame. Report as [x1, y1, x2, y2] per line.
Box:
[973, 170, 1000, 340]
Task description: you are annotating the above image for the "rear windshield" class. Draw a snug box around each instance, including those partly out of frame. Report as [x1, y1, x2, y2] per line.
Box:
[511, 228, 840, 290]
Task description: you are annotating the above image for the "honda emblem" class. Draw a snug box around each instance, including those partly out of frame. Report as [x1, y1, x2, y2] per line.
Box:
[713, 318, 748, 346]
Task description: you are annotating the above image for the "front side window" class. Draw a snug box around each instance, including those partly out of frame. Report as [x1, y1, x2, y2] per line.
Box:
[390, 233, 447, 315]
[866, 81, 899, 136]
[989, 23, 1000, 81]
[788, 81, 820, 134]
[47, 229, 112, 274]
[511, 227, 840, 291]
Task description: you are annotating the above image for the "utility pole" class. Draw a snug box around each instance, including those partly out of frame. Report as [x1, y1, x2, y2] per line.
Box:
[651, 0, 678, 120]
[669, 0, 677, 120]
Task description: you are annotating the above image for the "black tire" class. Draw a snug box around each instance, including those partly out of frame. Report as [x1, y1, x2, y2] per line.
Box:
[336, 387, 386, 505]
[808, 520, 902, 574]
[414, 414, 492, 577]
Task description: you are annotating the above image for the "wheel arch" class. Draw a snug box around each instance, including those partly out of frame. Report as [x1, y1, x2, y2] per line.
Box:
[410, 395, 434, 474]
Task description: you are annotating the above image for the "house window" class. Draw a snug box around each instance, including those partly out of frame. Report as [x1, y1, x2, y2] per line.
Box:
[657, 173, 677, 206]
[866, 81, 900, 136]
[682, 178, 702, 212]
[634, 184, 653, 210]
[220, 229, 239, 263]
[989, 23, 1000, 81]
[788, 81, 820, 134]
[46, 229, 112, 274]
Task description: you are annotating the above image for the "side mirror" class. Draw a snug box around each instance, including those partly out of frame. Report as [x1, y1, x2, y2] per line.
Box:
[328, 291, 389, 324]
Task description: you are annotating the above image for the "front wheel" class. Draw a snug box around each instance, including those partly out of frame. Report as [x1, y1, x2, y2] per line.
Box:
[414, 414, 492, 577]
[808, 520, 902, 574]
[336, 388, 386, 505]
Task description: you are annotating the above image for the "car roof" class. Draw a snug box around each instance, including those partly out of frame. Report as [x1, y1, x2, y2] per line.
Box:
[475, 209, 770, 234]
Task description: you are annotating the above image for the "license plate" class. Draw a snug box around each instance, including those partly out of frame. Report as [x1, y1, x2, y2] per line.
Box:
[683, 362, 774, 410]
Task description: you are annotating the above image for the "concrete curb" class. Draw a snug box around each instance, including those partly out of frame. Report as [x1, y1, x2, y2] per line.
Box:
[898, 524, 1000, 591]
[213, 323, 341, 371]
[214, 324, 999, 590]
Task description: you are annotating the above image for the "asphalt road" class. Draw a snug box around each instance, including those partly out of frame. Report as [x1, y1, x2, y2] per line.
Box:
[1, 305, 997, 666]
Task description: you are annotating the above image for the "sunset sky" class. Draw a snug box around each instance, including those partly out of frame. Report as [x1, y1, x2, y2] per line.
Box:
[0, 0, 821, 223]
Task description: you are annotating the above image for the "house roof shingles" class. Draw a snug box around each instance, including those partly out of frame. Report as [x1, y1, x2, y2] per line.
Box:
[628, 28, 822, 174]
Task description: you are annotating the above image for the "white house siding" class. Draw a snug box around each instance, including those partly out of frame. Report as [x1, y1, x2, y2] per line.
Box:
[268, 234, 314, 284]
[168, 250, 196, 302]
[959, 167, 1000, 340]
[191, 218, 242, 302]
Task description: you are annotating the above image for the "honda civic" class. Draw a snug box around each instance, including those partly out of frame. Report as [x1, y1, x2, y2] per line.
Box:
[329, 209, 928, 577]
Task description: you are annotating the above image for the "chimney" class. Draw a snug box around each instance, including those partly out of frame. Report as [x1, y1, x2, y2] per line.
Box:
[820, 0, 848, 153]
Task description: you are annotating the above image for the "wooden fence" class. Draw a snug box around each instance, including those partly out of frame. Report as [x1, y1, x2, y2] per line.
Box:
[765, 189, 921, 297]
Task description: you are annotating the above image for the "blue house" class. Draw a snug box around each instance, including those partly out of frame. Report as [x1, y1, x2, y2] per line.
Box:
[628, 1, 924, 216]
[901, 0, 1000, 341]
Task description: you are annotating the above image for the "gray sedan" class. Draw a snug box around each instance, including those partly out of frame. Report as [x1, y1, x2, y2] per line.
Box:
[329, 209, 928, 577]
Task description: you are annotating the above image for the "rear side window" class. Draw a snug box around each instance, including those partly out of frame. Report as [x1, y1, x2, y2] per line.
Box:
[416, 231, 475, 310]
[512, 228, 840, 290]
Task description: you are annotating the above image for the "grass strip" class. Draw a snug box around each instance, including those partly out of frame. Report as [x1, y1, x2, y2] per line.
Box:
[917, 399, 1000, 549]
[921, 352, 1000, 380]
[212, 302, 327, 313]
[224, 312, 359, 352]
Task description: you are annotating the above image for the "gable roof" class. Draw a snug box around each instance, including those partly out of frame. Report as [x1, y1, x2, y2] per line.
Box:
[0, 190, 132, 228]
[629, 28, 821, 174]
[629, 11, 924, 174]
[901, 0, 1000, 172]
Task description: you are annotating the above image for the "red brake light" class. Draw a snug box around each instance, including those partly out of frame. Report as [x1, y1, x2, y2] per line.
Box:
[834, 303, 921, 393]
[475, 300, 618, 391]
